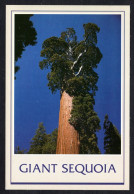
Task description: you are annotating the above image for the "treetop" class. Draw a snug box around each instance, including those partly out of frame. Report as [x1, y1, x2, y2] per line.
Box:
[39, 22, 102, 97]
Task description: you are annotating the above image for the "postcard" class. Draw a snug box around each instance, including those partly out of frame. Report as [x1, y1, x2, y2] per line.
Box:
[6, 5, 130, 190]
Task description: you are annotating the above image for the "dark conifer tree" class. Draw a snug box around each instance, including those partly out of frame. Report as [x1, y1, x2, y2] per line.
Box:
[28, 122, 47, 154]
[42, 128, 58, 154]
[15, 14, 37, 74]
[28, 123, 58, 154]
[15, 146, 27, 154]
[103, 114, 121, 154]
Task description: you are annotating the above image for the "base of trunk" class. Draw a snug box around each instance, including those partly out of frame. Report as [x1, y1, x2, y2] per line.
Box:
[56, 91, 80, 154]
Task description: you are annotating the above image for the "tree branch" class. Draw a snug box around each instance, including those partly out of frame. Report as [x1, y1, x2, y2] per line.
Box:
[71, 49, 86, 70]
[75, 65, 83, 76]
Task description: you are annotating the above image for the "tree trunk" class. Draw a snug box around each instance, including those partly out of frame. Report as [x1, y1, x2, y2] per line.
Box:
[56, 91, 80, 154]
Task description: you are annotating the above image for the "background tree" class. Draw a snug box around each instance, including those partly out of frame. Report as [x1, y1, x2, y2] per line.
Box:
[80, 131, 101, 154]
[42, 128, 58, 154]
[28, 123, 58, 154]
[28, 122, 47, 154]
[103, 114, 121, 154]
[39, 23, 102, 154]
[15, 14, 37, 74]
[15, 146, 27, 154]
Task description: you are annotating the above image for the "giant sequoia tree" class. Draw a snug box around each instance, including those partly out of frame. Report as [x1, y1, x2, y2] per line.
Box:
[39, 23, 102, 154]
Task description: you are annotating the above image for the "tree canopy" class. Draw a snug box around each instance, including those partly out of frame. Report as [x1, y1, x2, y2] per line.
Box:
[15, 14, 37, 74]
[39, 23, 102, 96]
[103, 114, 121, 154]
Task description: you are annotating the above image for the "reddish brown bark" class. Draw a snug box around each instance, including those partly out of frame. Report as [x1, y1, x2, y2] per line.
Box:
[56, 91, 80, 154]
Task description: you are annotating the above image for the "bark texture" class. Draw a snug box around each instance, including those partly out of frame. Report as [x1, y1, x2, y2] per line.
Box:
[56, 91, 80, 154]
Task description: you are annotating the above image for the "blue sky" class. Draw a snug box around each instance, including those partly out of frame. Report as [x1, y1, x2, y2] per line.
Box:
[15, 14, 121, 154]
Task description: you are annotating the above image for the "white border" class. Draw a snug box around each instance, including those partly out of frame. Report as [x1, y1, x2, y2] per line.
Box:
[6, 5, 130, 190]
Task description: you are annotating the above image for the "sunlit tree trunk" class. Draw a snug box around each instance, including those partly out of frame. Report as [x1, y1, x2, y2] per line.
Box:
[56, 91, 80, 154]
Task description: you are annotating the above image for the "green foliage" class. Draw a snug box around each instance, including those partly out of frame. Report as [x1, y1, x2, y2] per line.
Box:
[69, 95, 100, 132]
[39, 23, 102, 97]
[15, 146, 27, 154]
[79, 130, 101, 154]
[28, 122, 47, 154]
[66, 75, 98, 97]
[61, 28, 77, 44]
[83, 23, 100, 45]
[69, 94, 101, 154]
[103, 114, 121, 154]
[28, 123, 58, 154]
[42, 128, 58, 154]
[15, 14, 37, 74]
